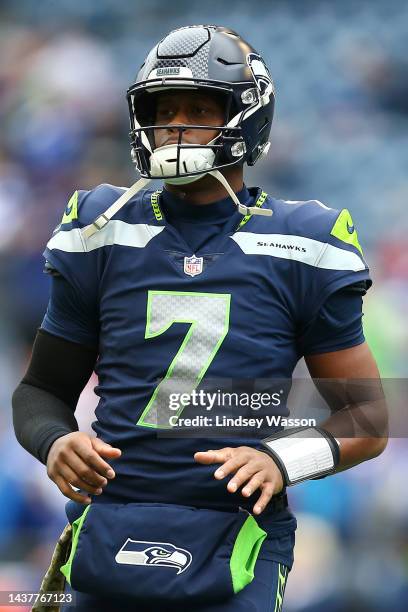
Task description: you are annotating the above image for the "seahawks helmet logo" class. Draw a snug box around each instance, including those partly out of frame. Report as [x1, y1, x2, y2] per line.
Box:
[247, 53, 274, 102]
[115, 539, 192, 574]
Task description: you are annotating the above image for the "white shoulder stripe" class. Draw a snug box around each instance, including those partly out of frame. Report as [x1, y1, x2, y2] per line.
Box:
[46, 220, 165, 253]
[47, 227, 85, 252]
[230, 232, 366, 271]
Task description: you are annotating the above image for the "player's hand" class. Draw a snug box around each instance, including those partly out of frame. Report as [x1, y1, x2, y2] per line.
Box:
[194, 446, 284, 515]
[46, 432, 122, 504]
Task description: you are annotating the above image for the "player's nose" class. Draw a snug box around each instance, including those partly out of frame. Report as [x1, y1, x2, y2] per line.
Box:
[167, 105, 191, 129]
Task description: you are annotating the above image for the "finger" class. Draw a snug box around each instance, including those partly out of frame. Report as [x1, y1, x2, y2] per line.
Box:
[253, 483, 274, 515]
[75, 446, 118, 479]
[194, 448, 234, 465]
[65, 453, 108, 488]
[226, 463, 261, 493]
[213, 452, 251, 480]
[241, 472, 267, 497]
[91, 438, 122, 459]
[54, 474, 92, 504]
[58, 466, 103, 496]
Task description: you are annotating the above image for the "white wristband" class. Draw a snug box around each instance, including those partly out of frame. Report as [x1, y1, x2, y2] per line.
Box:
[260, 426, 341, 486]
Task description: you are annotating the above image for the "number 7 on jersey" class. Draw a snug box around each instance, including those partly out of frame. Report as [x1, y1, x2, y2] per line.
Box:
[137, 290, 231, 428]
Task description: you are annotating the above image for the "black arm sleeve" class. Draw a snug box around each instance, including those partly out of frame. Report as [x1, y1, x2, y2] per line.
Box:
[12, 328, 98, 465]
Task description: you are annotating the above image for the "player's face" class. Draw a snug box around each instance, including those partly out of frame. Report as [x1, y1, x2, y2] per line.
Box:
[153, 90, 225, 149]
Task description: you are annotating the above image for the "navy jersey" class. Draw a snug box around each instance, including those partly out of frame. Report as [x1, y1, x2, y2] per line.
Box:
[41, 183, 371, 510]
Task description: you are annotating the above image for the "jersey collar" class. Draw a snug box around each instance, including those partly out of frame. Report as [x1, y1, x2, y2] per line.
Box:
[160, 185, 250, 223]
[142, 185, 267, 229]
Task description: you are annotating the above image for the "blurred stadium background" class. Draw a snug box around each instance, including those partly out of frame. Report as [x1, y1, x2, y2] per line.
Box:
[1, 1, 407, 610]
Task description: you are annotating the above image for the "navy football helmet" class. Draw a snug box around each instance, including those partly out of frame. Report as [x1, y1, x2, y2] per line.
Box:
[127, 25, 275, 184]
[82, 25, 275, 240]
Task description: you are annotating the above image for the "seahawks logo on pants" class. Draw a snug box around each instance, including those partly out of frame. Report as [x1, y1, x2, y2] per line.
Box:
[115, 539, 192, 574]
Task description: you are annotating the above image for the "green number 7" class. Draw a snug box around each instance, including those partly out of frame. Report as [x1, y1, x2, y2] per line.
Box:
[137, 290, 231, 428]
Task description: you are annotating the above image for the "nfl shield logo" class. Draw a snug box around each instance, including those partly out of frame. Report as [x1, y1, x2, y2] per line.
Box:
[184, 255, 203, 277]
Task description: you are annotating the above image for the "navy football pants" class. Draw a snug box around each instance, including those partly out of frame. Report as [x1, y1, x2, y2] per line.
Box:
[61, 560, 290, 612]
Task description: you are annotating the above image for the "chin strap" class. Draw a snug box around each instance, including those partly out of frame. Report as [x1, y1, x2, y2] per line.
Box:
[209, 170, 272, 218]
[81, 169, 271, 240]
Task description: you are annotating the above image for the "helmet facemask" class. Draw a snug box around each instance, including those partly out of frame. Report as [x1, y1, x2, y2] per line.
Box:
[127, 80, 249, 184]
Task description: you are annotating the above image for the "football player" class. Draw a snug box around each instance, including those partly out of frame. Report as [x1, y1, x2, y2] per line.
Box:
[12, 25, 387, 612]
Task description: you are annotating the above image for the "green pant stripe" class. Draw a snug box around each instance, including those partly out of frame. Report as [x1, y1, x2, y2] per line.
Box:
[274, 563, 289, 612]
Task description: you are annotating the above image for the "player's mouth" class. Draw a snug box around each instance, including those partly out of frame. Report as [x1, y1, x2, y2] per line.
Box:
[161, 137, 195, 146]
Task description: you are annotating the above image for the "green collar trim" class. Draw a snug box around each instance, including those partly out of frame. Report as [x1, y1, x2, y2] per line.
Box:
[236, 190, 268, 231]
[150, 188, 268, 229]
[150, 189, 164, 222]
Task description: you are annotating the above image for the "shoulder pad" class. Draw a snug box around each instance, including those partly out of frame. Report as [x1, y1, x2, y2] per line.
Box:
[275, 198, 364, 256]
[274, 198, 336, 235]
[56, 184, 129, 231]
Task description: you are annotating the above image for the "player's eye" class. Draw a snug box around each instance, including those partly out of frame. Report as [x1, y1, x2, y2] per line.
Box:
[192, 105, 210, 116]
[156, 107, 175, 120]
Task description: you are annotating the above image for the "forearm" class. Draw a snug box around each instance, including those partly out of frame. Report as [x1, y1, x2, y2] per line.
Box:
[336, 437, 387, 472]
[11, 327, 97, 465]
[306, 343, 389, 474]
[322, 416, 388, 473]
[260, 393, 388, 487]
[12, 382, 79, 465]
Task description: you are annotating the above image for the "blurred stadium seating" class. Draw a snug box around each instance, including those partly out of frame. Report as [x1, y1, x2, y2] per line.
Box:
[0, 1, 407, 610]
